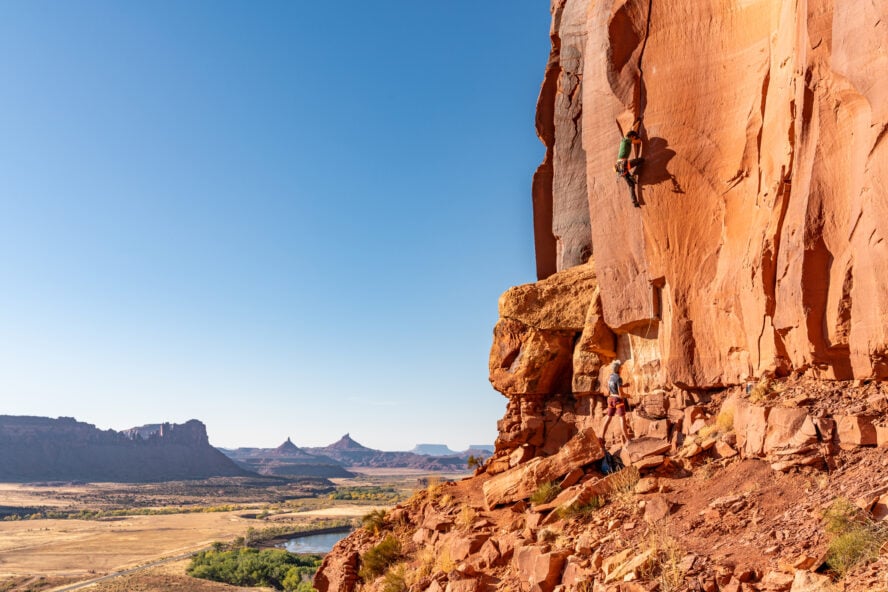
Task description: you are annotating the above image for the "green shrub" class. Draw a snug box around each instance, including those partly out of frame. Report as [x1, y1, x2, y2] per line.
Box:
[359, 534, 402, 582]
[361, 509, 388, 534]
[530, 482, 561, 505]
[187, 547, 322, 591]
[822, 498, 888, 578]
[381, 564, 408, 592]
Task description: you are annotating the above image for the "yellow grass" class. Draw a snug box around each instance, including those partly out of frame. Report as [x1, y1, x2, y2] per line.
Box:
[0, 512, 252, 577]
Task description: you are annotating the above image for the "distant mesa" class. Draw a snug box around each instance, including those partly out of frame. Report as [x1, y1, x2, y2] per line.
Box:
[305, 434, 492, 470]
[222, 437, 354, 479]
[0, 416, 249, 483]
[411, 444, 457, 456]
[410, 443, 495, 456]
[468, 444, 495, 453]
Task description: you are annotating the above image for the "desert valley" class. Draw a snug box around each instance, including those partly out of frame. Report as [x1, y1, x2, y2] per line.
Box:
[2, 0, 888, 591]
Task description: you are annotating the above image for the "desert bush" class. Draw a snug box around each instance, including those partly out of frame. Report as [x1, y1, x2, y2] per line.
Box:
[467, 454, 484, 470]
[823, 498, 888, 578]
[381, 564, 408, 592]
[557, 495, 606, 521]
[415, 546, 436, 578]
[748, 377, 772, 404]
[530, 481, 561, 505]
[640, 522, 686, 592]
[456, 503, 476, 529]
[537, 528, 557, 543]
[359, 534, 402, 581]
[362, 509, 388, 535]
[423, 475, 443, 503]
[698, 409, 734, 439]
[435, 546, 456, 573]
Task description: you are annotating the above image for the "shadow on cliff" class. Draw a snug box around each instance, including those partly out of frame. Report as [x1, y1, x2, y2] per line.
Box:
[637, 136, 683, 204]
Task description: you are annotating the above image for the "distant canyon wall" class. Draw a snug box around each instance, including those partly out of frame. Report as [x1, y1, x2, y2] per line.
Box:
[532, 0, 888, 387]
[0, 416, 248, 482]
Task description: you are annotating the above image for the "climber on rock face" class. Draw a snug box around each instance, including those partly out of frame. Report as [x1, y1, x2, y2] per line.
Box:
[615, 120, 644, 207]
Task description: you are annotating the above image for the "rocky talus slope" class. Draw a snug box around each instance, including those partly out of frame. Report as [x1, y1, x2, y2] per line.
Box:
[315, 1, 887, 590]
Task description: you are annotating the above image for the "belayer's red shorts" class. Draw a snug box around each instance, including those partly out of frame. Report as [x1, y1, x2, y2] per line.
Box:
[607, 395, 626, 417]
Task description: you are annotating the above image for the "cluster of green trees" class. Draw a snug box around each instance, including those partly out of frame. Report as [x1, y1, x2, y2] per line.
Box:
[187, 547, 321, 591]
[327, 486, 403, 502]
[4, 504, 244, 521]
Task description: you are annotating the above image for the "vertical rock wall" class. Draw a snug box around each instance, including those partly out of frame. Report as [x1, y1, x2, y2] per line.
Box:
[533, 0, 888, 386]
[533, 0, 592, 279]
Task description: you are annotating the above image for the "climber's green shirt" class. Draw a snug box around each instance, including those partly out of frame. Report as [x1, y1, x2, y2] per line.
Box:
[617, 136, 635, 159]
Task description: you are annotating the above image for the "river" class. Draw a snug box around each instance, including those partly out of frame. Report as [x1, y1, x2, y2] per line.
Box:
[278, 529, 351, 554]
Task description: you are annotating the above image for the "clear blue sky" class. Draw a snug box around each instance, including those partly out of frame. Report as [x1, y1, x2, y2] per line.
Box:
[0, 1, 547, 450]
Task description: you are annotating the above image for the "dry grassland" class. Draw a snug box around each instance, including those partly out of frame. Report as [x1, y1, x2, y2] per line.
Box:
[0, 471, 449, 590]
[57, 558, 274, 592]
[0, 511, 252, 577]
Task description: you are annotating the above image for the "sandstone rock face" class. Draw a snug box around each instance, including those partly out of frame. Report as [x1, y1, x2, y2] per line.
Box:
[532, 0, 888, 386]
[533, 0, 592, 278]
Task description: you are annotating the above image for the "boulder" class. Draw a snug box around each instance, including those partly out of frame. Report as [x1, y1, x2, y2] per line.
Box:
[630, 415, 670, 439]
[489, 318, 574, 397]
[714, 441, 739, 459]
[735, 403, 770, 457]
[643, 494, 673, 522]
[560, 556, 595, 587]
[449, 532, 489, 562]
[761, 570, 795, 591]
[477, 538, 503, 568]
[872, 494, 888, 522]
[513, 546, 571, 592]
[483, 427, 604, 508]
[835, 415, 878, 449]
[635, 477, 659, 494]
[763, 408, 818, 454]
[876, 424, 888, 448]
[313, 550, 359, 592]
[510, 445, 534, 467]
[445, 580, 480, 592]
[620, 437, 671, 465]
[789, 571, 837, 592]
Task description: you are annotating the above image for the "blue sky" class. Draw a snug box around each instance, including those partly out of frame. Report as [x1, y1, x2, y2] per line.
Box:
[0, 2, 548, 450]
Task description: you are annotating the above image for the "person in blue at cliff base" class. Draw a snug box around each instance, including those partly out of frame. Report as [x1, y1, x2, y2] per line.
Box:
[600, 359, 632, 446]
[615, 120, 645, 207]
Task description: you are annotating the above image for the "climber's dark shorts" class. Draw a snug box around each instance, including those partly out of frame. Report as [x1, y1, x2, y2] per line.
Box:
[616, 158, 643, 176]
[607, 395, 626, 417]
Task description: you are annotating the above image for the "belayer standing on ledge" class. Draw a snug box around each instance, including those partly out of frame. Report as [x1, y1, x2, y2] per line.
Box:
[600, 360, 632, 446]
[615, 120, 644, 207]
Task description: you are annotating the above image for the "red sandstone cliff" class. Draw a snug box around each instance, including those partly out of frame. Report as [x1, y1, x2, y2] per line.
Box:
[315, 3, 888, 591]
[534, 0, 888, 388]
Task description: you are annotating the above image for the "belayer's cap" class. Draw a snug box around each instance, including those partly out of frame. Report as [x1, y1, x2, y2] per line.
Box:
[612, 360, 622, 368]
